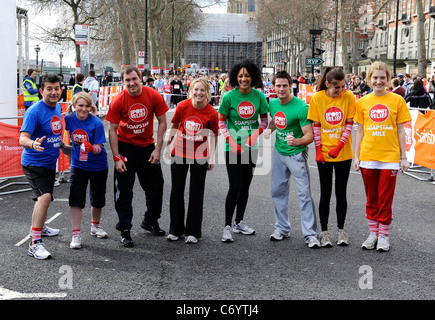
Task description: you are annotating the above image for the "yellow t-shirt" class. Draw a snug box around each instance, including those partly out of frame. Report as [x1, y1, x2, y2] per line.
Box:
[354, 92, 412, 163]
[307, 90, 356, 162]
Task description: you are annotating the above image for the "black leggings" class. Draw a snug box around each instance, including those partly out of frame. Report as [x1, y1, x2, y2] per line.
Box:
[316, 159, 352, 231]
[169, 156, 208, 238]
[224, 150, 258, 226]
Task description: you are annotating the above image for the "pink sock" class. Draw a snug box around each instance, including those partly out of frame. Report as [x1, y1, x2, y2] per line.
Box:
[378, 224, 390, 237]
[73, 229, 81, 237]
[367, 219, 379, 235]
[91, 221, 100, 227]
[31, 227, 42, 245]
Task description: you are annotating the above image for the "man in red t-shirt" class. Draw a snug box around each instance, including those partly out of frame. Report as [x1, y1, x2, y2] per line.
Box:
[106, 66, 169, 247]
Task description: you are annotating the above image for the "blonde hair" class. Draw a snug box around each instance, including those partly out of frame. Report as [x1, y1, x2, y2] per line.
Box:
[189, 77, 211, 101]
[67, 92, 97, 115]
[367, 61, 391, 88]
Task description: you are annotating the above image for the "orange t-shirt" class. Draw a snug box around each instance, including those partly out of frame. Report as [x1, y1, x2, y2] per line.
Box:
[106, 86, 169, 147]
[354, 92, 412, 163]
[307, 90, 356, 162]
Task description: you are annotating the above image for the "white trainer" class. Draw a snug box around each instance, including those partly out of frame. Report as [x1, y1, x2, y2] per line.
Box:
[319, 231, 333, 247]
[376, 234, 390, 252]
[270, 231, 290, 241]
[29, 225, 60, 237]
[306, 235, 321, 248]
[70, 235, 82, 249]
[222, 225, 233, 243]
[185, 235, 199, 244]
[232, 220, 255, 235]
[90, 225, 108, 239]
[362, 233, 378, 250]
[28, 241, 52, 259]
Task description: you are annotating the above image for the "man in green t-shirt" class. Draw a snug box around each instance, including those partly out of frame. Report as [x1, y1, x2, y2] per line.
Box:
[265, 70, 319, 248]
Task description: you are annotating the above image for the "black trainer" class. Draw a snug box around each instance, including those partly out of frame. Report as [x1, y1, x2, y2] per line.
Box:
[120, 230, 134, 247]
[140, 220, 166, 236]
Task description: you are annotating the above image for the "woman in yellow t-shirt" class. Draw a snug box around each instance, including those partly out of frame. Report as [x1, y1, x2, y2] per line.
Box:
[308, 67, 356, 248]
[353, 61, 412, 252]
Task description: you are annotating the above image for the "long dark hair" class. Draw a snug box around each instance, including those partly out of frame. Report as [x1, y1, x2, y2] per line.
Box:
[316, 67, 345, 91]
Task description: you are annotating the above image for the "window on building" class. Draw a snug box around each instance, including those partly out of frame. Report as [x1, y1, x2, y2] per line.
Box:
[248, 0, 255, 12]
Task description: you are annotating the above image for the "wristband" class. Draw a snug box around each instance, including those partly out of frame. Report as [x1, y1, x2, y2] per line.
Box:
[113, 154, 127, 162]
[400, 157, 407, 160]
[31, 141, 35, 149]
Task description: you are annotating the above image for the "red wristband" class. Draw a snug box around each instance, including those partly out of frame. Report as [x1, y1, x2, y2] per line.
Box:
[113, 154, 127, 162]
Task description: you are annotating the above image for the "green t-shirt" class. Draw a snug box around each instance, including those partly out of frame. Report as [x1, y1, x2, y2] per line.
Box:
[218, 88, 269, 151]
[269, 96, 312, 156]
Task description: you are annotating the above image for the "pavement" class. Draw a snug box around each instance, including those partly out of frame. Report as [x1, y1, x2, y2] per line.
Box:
[1, 115, 434, 311]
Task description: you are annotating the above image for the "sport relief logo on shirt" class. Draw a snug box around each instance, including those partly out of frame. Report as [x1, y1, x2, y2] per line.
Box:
[71, 129, 89, 145]
[274, 111, 287, 130]
[369, 104, 390, 123]
[324, 107, 343, 126]
[238, 101, 255, 119]
[184, 116, 203, 135]
[129, 103, 148, 123]
[51, 116, 62, 135]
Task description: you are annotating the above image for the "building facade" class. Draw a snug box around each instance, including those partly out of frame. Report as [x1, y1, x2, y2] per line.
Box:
[183, 13, 262, 72]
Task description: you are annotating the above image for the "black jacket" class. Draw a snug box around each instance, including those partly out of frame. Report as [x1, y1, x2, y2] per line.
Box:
[405, 86, 433, 109]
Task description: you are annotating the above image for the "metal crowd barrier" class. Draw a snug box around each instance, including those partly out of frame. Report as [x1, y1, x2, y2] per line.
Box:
[0, 114, 67, 196]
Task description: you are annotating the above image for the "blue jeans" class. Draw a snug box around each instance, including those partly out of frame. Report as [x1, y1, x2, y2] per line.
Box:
[270, 148, 318, 240]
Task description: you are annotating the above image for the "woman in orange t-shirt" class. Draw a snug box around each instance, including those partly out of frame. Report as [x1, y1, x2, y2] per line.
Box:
[164, 78, 218, 244]
[353, 61, 412, 252]
[307, 67, 356, 248]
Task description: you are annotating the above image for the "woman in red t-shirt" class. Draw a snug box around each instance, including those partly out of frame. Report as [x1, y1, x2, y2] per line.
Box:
[164, 78, 218, 244]
[162, 78, 173, 108]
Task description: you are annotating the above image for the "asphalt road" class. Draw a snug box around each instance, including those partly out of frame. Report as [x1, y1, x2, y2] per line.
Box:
[1, 113, 434, 310]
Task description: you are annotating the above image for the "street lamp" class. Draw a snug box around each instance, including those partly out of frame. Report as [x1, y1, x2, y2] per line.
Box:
[227, 34, 240, 67]
[59, 52, 64, 74]
[35, 44, 40, 68]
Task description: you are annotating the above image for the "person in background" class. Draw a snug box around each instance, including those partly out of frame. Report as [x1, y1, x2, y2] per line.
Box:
[73, 73, 85, 96]
[64, 92, 109, 249]
[83, 70, 99, 107]
[69, 74, 76, 86]
[354, 61, 412, 252]
[391, 78, 405, 97]
[402, 73, 413, 98]
[163, 78, 173, 108]
[405, 78, 432, 110]
[23, 69, 39, 110]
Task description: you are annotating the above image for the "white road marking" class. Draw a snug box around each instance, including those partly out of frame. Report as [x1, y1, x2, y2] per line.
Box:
[0, 286, 67, 300]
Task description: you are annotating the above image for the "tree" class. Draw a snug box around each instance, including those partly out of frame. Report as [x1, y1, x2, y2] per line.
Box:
[19, 0, 105, 67]
[415, 0, 427, 77]
[257, 0, 328, 74]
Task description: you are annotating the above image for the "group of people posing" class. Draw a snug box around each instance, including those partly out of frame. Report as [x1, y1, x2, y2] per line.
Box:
[19, 59, 411, 260]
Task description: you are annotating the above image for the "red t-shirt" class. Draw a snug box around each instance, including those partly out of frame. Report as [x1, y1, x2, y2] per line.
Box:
[106, 85, 169, 147]
[170, 99, 218, 159]
[163, 84, 173, 94]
